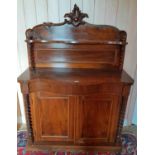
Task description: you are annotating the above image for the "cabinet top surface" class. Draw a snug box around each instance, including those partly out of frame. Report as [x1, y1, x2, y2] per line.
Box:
[18, 68, 133, 85]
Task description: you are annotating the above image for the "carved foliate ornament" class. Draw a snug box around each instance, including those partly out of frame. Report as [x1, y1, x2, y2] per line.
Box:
[64, 4, 88, 27]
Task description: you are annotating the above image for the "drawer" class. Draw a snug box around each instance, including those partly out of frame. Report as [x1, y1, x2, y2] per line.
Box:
[28, 80, 122, 95]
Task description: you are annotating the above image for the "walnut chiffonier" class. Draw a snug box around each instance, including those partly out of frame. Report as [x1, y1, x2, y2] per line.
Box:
[18, 5, 133, 153]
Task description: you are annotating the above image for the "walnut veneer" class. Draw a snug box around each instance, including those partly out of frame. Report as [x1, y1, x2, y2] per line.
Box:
[18, 4, 133, 153]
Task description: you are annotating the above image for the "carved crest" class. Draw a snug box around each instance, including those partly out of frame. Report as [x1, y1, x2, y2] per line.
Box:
[64, 4, 88, 27]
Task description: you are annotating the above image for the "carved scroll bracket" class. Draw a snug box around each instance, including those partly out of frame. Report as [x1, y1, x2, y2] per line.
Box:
[64, 4, 88, 27]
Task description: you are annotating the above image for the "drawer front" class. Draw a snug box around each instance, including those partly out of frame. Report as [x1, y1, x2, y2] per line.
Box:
[29, 80, 122, 95]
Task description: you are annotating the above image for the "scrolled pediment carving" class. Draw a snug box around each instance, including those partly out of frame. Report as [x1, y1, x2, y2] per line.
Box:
[64, 4, 88, 27]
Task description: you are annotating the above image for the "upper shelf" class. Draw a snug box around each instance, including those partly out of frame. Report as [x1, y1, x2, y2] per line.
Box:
[25, 23, 127, 46]
[25, 39, 127, 45]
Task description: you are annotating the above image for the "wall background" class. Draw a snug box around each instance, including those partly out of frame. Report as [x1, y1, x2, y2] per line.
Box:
[17, 0, 137, 125]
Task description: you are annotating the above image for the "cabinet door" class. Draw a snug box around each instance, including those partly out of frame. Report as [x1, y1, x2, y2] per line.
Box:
[75, 94, 121, 145]
[30, 92, 75, 144]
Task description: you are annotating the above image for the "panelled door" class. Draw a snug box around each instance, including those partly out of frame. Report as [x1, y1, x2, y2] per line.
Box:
[30, 92, 75, 144]
[75, 94, 121, 145]
[30, 92, 121, 145]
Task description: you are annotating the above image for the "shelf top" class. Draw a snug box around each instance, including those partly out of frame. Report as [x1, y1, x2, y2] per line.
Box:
[18, 68, 133, 85]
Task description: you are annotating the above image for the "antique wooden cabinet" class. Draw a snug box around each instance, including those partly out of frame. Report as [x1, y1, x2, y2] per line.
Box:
[18, 5, 133, 153]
